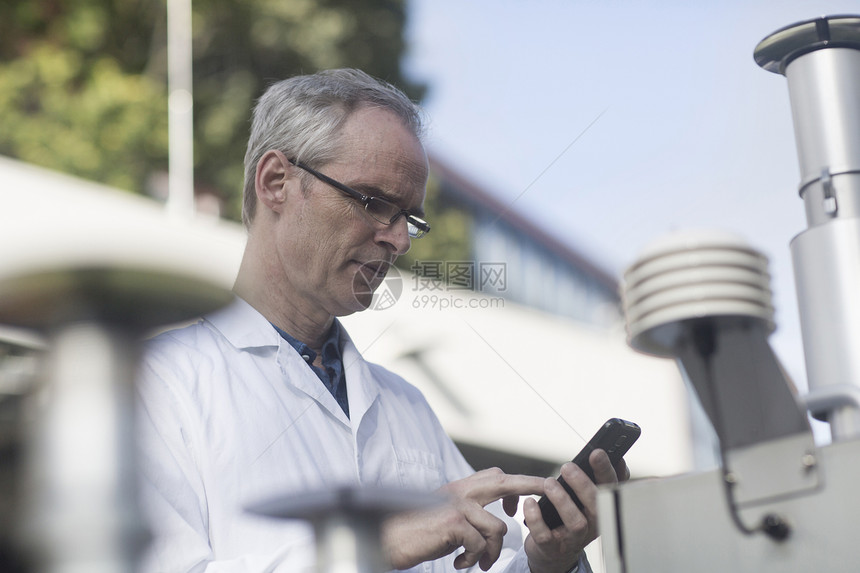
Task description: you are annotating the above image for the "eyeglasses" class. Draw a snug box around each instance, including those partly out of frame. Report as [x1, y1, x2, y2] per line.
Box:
[288, 158, 431, 239]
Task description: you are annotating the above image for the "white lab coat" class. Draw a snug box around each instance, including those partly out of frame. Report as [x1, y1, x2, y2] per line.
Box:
[135, 297, 536, 573]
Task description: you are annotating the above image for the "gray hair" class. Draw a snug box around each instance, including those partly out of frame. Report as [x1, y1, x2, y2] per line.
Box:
[241, 68, 425, 228]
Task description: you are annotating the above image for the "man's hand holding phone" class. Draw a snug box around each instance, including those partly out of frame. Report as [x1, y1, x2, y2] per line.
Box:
[521, 418, 639, 573]
[538, 418, 640, 528]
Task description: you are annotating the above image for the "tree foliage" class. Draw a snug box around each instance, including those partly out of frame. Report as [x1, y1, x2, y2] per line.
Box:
[0, 1, 169, 192]
[0, 0, 424, 220]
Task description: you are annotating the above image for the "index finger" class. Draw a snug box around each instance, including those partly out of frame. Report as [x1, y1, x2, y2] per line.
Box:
[459, 469, 547, 507]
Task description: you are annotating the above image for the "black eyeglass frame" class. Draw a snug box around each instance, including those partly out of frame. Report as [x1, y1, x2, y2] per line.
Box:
[288, 158, 431, 239]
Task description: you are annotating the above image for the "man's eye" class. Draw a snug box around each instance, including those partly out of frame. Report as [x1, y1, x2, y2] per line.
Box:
[368, 199, 395, 217]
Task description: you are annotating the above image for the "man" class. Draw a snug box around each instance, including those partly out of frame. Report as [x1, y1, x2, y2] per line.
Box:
[136, 68, 626, 572]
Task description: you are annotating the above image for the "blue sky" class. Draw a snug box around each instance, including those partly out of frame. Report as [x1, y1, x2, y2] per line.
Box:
[403, 0, 859, 389]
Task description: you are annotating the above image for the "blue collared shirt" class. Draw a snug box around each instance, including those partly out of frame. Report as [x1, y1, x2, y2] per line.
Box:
[272, 321, 349, 418]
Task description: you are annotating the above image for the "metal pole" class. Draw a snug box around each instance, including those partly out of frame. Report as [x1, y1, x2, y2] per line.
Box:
[754, 15, 860, 439]
[26, 323, 146, 573]
[167, 0, 195, 220]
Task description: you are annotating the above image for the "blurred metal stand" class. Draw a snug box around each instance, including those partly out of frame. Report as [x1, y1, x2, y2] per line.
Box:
[0, 204, 232, 571]
[250, 486, 441, 573]
[28, 322, 144, 573]
[0, 327, 44, 572]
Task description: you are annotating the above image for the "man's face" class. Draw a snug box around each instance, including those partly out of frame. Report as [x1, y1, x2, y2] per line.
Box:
[274, 106, 428, 317]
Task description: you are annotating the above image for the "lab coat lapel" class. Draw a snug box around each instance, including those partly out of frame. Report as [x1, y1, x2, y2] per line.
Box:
[210, 297, 352, 426]
[340, 332, 380, 432]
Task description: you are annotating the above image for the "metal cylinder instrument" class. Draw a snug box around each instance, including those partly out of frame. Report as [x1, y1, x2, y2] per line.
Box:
[755, 15, 860, 439]
[598, 15, 860, 573]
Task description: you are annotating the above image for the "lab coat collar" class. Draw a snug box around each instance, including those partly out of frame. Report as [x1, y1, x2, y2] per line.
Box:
[205, 296, 280, 350]
[206, 296, 382, 429]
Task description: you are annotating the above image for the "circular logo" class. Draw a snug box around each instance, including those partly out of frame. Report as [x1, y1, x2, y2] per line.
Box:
[352, 261, 403, 311]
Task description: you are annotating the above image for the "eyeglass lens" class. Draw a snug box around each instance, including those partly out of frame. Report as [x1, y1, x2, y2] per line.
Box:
[365, 197, 428, 239]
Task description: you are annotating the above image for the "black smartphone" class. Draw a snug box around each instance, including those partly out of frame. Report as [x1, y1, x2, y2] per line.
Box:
[537, 418, 640, 529]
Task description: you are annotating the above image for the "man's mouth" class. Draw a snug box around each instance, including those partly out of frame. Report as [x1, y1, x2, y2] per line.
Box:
[358, 260, 390, 281]
[353, 260, 391, 292]
[351, 258, 401, 310]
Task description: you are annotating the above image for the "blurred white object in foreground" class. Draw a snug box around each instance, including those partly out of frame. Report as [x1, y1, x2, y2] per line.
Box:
[0, 156, 237, 572]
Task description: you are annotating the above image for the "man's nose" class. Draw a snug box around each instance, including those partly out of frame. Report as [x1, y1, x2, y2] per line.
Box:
[376, 216, 412, 255]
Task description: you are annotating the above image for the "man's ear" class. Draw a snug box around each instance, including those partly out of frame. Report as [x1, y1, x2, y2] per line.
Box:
[254, 150, 297, 214]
